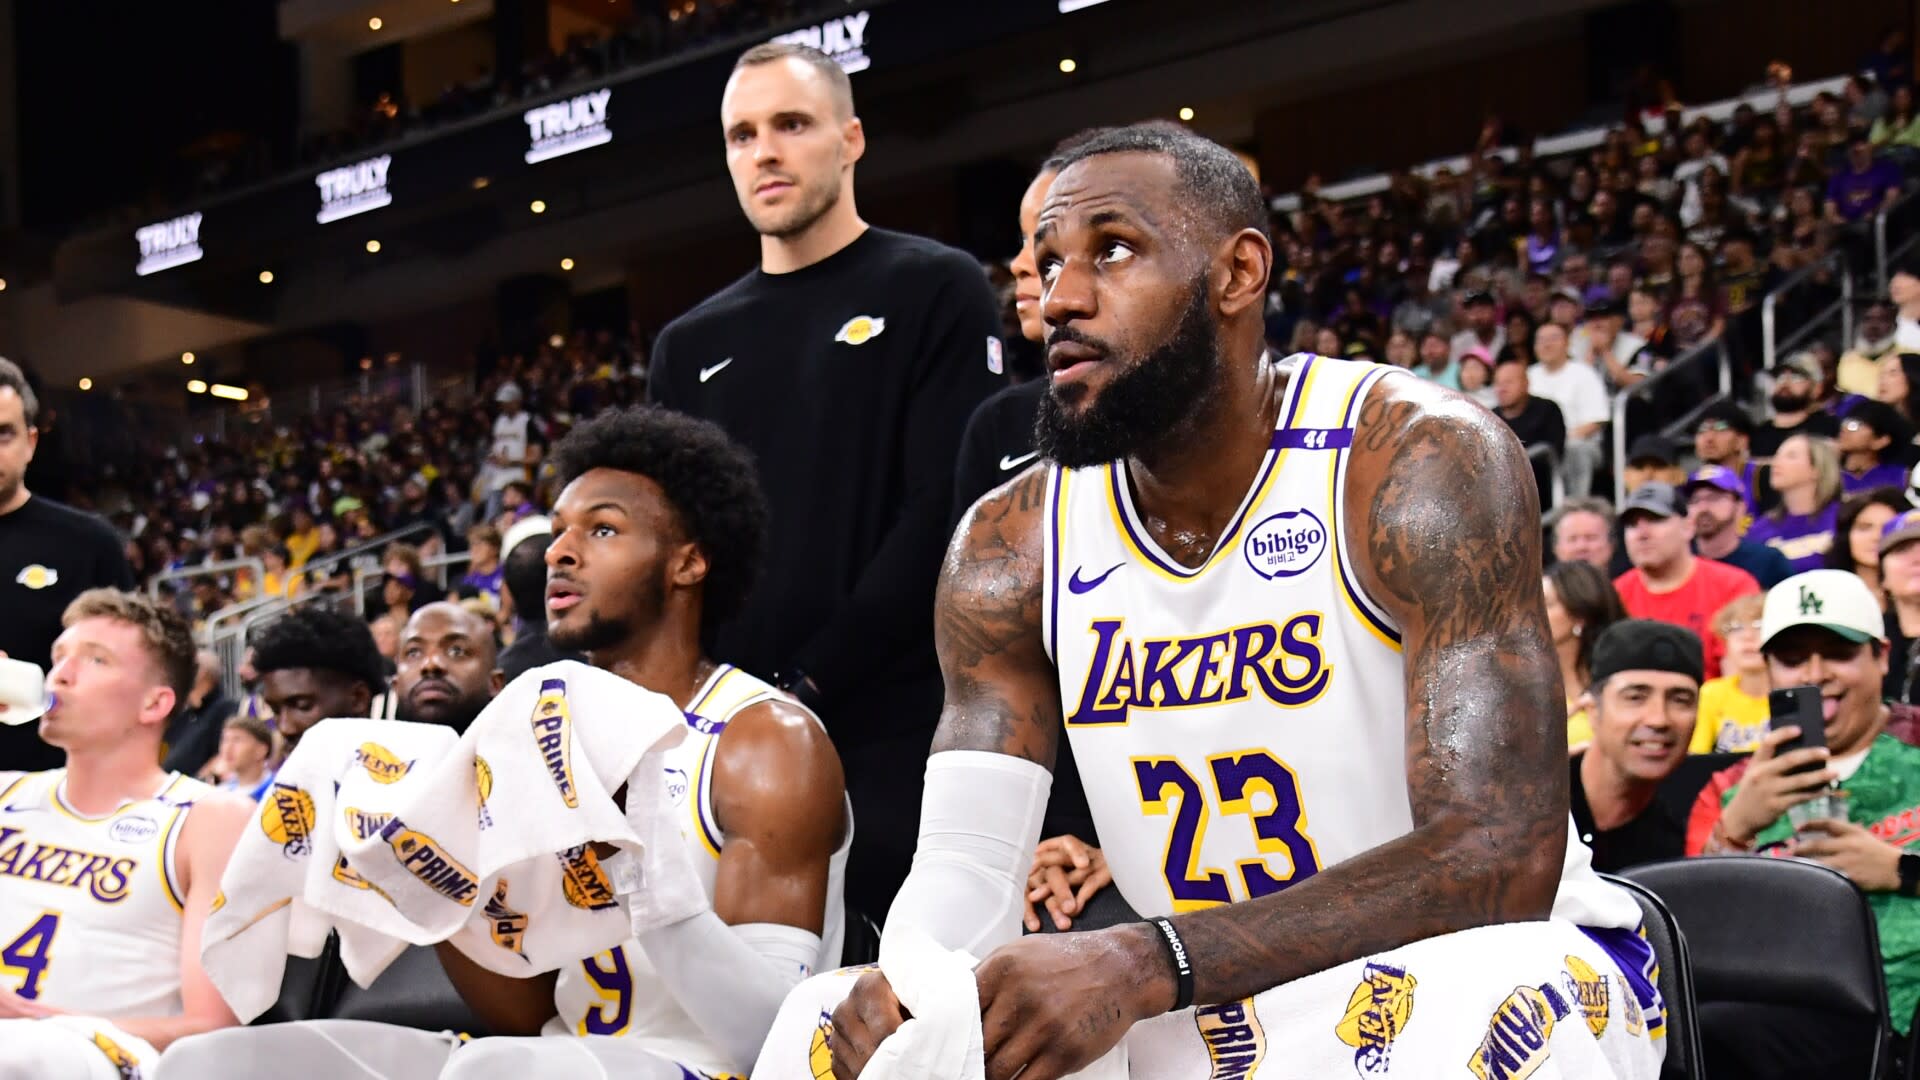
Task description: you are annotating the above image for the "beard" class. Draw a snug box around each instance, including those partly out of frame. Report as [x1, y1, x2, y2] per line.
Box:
[398, 691, 489, 735]
[1035, 276, 1219, 468]
[547, 572, 664, 654]
[1770, 390, 1812, 413]
[747, 173, 842, 240]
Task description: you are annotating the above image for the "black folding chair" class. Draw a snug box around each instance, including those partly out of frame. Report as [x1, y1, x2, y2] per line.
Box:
[1601, 873, 1706, 1080]
[1627, 856, 1892, 1079]
[325, 943, 492, 1036]
[841, 908, 881, 967]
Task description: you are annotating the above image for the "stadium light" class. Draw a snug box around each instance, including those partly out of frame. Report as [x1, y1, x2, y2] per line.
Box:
[368, 17, 383, 30]
[77, 378, 92, 391]
[472, 176, 490, 190]
[210, 384, 249, 401]
[187, 380, 208, 394]
[181, 352, 195, 365]
[548, 334, 564, 348]
[0, 278, 8, 291]
[1058, 58, 1077, 74]
[560, 257, 574, 271]
[365, 239, 381, 253]
[1179, 107, 1195, 121]
[530, 199, 547, 214]
[258, 270, 274, 284]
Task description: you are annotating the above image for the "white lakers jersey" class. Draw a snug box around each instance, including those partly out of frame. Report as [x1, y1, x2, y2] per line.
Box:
[546, 664, 851, 1073]
[0, 769, 213, 1017]
[1043, 354, 1634, 927]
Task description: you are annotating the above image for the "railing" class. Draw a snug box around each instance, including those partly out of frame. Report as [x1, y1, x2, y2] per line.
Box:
[1762, 252, 1852, 374]
[1877, 185, 1920, 293]
[1527, 442, 1565, 524]
[351, 551, 475, 617]
[148, 557, 265, 602]
[1610, 338, 1732, 508]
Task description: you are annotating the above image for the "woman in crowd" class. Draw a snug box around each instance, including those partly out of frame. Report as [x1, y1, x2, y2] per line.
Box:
[1745, 433, 1844, 572]
[1383, 329, 1417, 369]
[1543, 560, 1628, 752]
[1665, 241, 1725, 350]
[1882, 510, 1920, 702]
[1695, 593, 1770, 753]
[1877, 352, 1920, 428]
[1458, 352, 1497, 409]
[1827, 487, 1910, 600]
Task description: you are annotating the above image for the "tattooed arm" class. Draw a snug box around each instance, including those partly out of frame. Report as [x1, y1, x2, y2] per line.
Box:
[1160, 373, 1567, 1002]
[927, 464, 1063, 765]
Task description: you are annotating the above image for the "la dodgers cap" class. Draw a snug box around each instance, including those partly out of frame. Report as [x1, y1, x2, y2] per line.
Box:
[1760, 569, 1887, 650]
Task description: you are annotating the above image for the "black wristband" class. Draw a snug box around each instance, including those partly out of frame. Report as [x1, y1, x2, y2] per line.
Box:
[1900, 852, 1920, 898]
[1146, 916, 1195, 1013]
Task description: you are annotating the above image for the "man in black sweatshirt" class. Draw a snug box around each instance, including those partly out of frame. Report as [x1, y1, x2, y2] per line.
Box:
[650, 42, 1002, 919]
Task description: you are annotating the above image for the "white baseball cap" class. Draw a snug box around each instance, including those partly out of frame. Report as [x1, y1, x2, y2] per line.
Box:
[1760, 569, 1886, 650]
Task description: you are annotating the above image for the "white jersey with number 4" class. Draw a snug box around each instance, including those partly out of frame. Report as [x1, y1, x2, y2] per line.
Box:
[0, 769, 211, 1016]
[544, 664, 850, 1076]
[1041, 353, 1636, 929]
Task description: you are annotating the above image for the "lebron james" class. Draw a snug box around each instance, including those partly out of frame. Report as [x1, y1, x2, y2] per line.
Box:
[755, 124, 1663, 1079]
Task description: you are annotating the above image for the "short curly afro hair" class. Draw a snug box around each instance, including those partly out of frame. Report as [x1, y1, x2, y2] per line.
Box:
[250, 605, 388, 694]
[550, 405, 768, 627]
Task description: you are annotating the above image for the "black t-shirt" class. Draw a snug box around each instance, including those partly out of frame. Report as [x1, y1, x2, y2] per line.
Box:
[0, 495, 136, 771]
[650, 228, 1002, 733]
[1569, 751, 1745, 873]
[952, 378, 1046, 524]
[1751, 411, 1840, 459]
[1499, 395, 1568, 456]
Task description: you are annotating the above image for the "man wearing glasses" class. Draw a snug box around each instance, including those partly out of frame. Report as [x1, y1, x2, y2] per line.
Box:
[1693, 400, 1771, 513]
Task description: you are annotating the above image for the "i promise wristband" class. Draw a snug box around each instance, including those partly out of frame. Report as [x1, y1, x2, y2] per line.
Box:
[1146, 916, 1195, 1013]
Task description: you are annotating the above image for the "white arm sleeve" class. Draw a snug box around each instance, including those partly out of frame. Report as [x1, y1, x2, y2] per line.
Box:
[636, 913, 821, 1073]
[881, 750, 1053, 959]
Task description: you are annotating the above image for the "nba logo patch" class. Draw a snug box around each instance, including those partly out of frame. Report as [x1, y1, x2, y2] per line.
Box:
[986, 335, 1004, 374]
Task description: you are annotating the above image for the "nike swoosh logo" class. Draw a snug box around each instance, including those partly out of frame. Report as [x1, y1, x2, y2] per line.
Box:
[1067, 563, 1123, 595]
[699, 358, 733, 383]
[999, 451, 1039, 471]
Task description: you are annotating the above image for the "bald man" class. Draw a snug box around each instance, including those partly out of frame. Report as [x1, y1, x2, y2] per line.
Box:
[393, 602, 502, 734]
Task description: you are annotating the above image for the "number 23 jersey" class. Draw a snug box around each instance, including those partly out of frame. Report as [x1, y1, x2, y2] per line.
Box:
[1041, 354, 1633, 926]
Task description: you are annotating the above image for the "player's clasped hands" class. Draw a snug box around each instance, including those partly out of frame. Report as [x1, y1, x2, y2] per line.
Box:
[0, 984, 57, 1020]
[1023, 834, 1111, 932]
[830, 925, 1172, 1080]
[1718, 725, 1836, 845]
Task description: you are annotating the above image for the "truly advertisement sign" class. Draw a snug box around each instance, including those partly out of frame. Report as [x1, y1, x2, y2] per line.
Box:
[524, 89, 612, 164]
[135, 213, 203, 276]
[316, 155, 393, 224]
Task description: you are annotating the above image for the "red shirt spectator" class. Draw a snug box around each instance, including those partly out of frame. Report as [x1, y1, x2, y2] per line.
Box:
[1615, 481, 1761, 677]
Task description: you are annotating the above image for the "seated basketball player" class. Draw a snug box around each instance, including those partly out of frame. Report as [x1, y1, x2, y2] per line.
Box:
[158, 407, 849, 1080]
[0, 589, 252, 1079]
[756, 124, 1664, 1079]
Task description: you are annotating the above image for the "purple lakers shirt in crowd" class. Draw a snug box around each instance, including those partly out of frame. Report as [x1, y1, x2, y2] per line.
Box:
[1744, 503, 1839, 573]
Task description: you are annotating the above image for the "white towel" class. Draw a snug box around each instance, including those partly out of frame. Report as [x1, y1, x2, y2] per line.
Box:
[203, 661, 709, 1021]
[861, 931, 1130, 1080]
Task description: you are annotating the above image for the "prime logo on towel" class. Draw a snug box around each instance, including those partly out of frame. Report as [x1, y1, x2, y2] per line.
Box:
[484, 879, 530, 958]
[476, 755, 495, 830]
[354, 742, 414, 785]
[1335, 962, 1415, 1076]
[380, 819, 480, 906]
[341, 807, 394, 841]
[532, 679, 580, 808]
[90, 1031, 141, 1080]
[556, 843, 618, 910]
[1195, 1000, 1267, 1078]
[260, 782, 316, 858]
[1560, 956, 1609, 1039]
[1468, 984, 1568, 1080]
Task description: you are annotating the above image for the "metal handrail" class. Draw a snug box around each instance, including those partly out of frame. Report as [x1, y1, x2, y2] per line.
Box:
[352, 551, 475, 617]
[1762, 252, 1852, 373]
[295, 521, 440, 585]
[148, 557, 266, 601]
[1610, 338, 1732, 508]
[1876, 185, 1920, 292]
[1527, 442, 1565, 524]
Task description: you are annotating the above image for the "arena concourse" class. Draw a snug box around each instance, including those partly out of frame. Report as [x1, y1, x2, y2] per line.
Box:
[3, 1, 1920, 1077]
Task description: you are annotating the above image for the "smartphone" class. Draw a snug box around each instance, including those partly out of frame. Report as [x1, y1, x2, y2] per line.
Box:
[1769, 685, 1827, 773]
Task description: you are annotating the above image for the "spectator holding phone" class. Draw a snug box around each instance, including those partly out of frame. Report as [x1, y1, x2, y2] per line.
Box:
[1687, 568, 1920, 1072]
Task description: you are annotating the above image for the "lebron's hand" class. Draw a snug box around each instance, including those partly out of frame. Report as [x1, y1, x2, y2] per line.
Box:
[974, 923, 1175, 1080]
[829, 970, 909, 1079]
